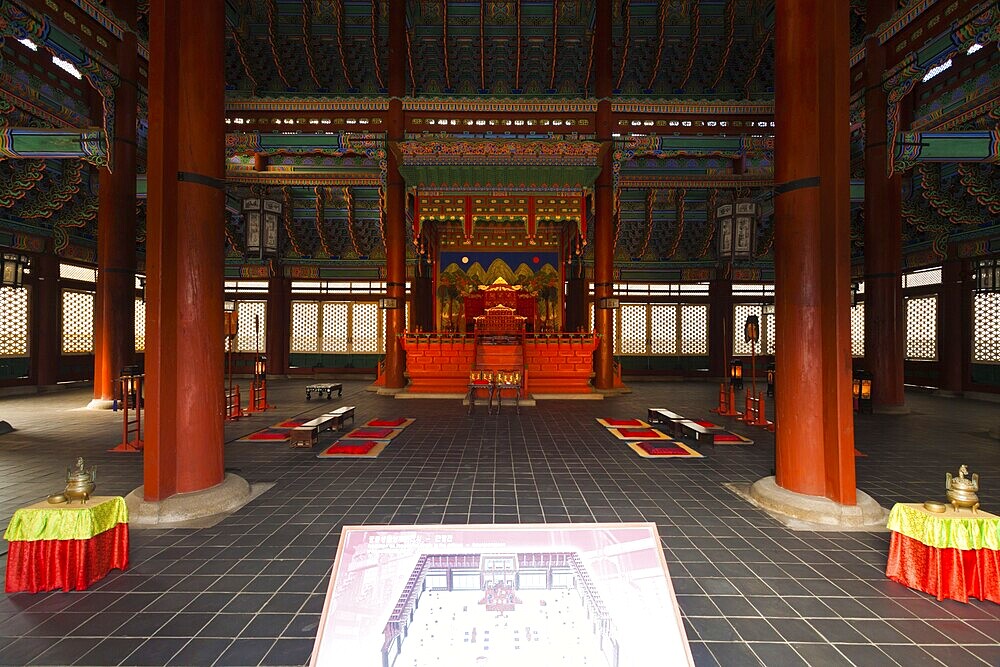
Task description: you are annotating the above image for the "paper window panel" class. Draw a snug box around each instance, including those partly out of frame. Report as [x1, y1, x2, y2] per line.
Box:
[851, 303, 865, 358]
[321, 302, 349, 352]
[62, 290, 94, 353]
[649, 305, 677, 354]
[680, 305, 708, 354]
[352, 302, 380, 352]
[235, 301, 267, 353]
[134, 299, 145, 352]
[619, 304, 646, 355]
[0, 286, 29, 357]
[905, 295, 937, 360]
[973, 293, 1000, 363]
[291, 302, 319, 352]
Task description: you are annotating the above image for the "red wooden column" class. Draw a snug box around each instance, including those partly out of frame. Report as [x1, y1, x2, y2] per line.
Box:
[708, 277, 733, 379]
[31, 245, 61, 387]
[90, 0, 138, 407]
[144, 0, 225, 499]
[863, 0, 906, 411]
[938, 251, 966, 395]
[382, 3, 407, 390]
[773, 0, 856, 504]
[593, 0, 614, 389]
[266, 272, 290, 375]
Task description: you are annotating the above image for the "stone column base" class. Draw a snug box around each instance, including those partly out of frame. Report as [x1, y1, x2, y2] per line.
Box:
[86, 398, 115, 410]
[727, 476, 889, 532]
[125, 473, 255, 528]
[873, 403, 910, 415]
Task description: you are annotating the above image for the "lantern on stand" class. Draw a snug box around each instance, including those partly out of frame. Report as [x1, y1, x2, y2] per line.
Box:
[729, 359, 744, 390]
[766, 362, 776, 397]
[853, 370, 873, 413]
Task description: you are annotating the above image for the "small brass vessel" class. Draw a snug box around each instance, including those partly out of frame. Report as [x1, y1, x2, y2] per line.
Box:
[923, 500, 947, 513]
[47, 493, 68, 504]
[945, 464, 980, 514]
[64, 457, 96, 504]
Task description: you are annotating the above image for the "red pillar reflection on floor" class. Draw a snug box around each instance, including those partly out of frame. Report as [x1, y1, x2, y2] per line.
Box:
[144, 0, 225, 500]
[863, 0, 906, 410]
[592, 0, 614, 390]
[773, 0, 856, 504]
[91, 0, 138, 404]
[382, 3, 407, 389]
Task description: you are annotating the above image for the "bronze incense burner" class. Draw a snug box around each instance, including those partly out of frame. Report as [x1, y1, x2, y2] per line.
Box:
[945, 464, 980, 514]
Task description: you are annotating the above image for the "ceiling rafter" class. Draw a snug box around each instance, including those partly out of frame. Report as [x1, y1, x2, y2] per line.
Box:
[743, 26, 773, 98]
[515, 0, 522, 92]
[677, 3, 701, 92]
[300, 0, 321, 90]
[371, 1, 385, 91]
[265, 0, 291, 90]
[646, 1, 667, 92]
[442, 0, 451, 92]
[711, 0, 737, 91]
[549, 1, 560, 93]
[615, 0, 631, 92]
[334, 0, 356, 92]
[479, 1, 485, 93]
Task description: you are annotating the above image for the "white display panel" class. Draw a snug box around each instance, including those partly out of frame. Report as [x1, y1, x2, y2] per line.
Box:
[311, 523, 693, 667]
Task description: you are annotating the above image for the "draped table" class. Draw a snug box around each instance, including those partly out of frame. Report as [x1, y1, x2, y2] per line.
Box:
[885, 502, 1000, 604]
[4, 496, 129, 593]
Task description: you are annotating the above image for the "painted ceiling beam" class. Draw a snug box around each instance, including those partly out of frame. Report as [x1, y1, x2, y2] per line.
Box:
[0, 127, 106, 166]
[894, 130, 1000, 172]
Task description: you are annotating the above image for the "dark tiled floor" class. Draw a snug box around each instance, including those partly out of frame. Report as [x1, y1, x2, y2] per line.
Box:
[0, 379, 998, 666]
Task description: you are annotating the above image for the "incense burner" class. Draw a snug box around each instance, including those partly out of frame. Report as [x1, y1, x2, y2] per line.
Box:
[945, 465, 980, 514]
[63, 457, 96, 504]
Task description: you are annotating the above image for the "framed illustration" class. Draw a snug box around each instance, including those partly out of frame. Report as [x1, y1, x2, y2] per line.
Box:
[716, 204, 733, 219]
[735, 202, 757, 216]
[263, 199, 282, 214]
[311, 523, 693, 667]
[243, 198, 261, 211]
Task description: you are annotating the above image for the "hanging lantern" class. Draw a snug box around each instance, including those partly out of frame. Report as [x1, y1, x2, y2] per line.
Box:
[744, 315, 760, 344]
[729, 359, 744, 390]
[242, 198, 282, 259]
[1, 252, 29, 287]
[974, 258, 998, 292]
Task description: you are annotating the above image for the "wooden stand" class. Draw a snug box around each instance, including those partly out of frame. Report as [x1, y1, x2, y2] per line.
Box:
[109, 374, 143, 452]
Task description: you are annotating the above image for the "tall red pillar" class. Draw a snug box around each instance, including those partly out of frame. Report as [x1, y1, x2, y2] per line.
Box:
[863, 0, 906, 411]
[593, 0, 614, 390]
[382, 4, 407, 390]
[90, 0, 138, 407]
[266, 273, 290, 375]
[708, 277, 733, 379]
[939, 251, 966, 395]
[772, 0, 856, 504]
[31, 245, 61, 387]
[144, 0, 225, 499]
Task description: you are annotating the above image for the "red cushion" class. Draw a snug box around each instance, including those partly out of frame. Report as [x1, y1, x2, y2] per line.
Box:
[638, 442, 691, 456]
[603, 418, 645, 427]
[694, 420, 719, 428]
[323, 441, 378, 455]
[713, 434, 744, 442]
[619, 428, 661, 438]
[367, 418, 407, 427]
[348, 428, 393, 439]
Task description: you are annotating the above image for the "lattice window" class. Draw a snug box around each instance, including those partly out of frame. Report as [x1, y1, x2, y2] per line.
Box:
[321, 302, 349, 352]
[850, 302, 865, 358]
[352, 302, 380, 352]
[905, 295, 937, 360]
[235, 301, 267, 352]
[290, 302, 319, 352]
[733, 304, 775, 355]
[59, 263, 96, 283]
[649, 305, 677, 354]
[619, 304, 647, 355]
[680, 305, 708, 354]
[0, 286, 29, 357]
[61, 290, 94, 353]
[134, 299, 145, 352]
[973, 293, 1000, 363]
[902, 267, 942, 288]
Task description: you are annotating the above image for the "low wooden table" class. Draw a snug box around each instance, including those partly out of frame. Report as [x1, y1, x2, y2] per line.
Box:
[4, 496, 129, 593]
[306, 383, 343, 400]
[886, 502, 1000, 604]
[677, 419, 727, 442]
[289, 407, 356, 448]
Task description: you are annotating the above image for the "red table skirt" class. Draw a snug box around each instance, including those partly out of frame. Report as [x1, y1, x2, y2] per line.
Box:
[5, 523, 129, 593]
[886, 531, 1000, 604]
